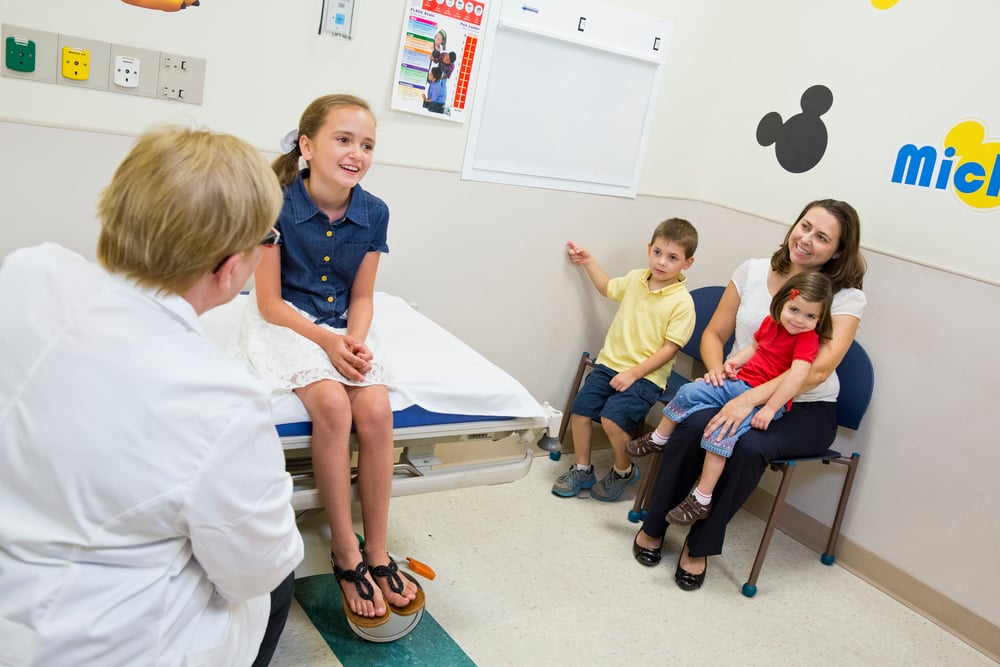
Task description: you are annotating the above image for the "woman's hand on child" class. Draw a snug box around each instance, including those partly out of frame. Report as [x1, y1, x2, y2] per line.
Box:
[704, 394, 754, 441]
[566, 241, 591, 265]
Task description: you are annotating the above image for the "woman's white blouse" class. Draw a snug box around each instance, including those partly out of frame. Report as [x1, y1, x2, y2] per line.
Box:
[730, 258, 867, 403]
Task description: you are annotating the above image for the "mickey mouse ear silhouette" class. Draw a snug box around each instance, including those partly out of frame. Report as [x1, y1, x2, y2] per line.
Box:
[801, 85, 833, 115]
[756, 112, 784, 147]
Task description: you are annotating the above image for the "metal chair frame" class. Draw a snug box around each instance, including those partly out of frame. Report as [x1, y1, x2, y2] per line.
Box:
[741, 339, 874, 597]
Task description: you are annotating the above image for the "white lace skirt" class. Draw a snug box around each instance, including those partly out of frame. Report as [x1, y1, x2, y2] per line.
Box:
[229, 293, 389, 393]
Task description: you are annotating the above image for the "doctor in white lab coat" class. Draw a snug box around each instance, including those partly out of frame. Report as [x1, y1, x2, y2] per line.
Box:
[0, 126, 303, 666]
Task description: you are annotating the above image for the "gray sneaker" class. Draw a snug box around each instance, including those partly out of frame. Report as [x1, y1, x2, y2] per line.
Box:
[590, 465, 641, 502]
[551, 465, 596, 497]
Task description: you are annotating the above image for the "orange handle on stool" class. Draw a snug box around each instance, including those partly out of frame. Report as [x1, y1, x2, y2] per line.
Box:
[404, 556, 436, 580]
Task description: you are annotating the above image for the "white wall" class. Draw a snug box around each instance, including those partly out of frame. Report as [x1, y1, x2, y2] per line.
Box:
[671, 0, 1000, 284]
[2, 0, 998, 638]
[4, 1, 998, 281]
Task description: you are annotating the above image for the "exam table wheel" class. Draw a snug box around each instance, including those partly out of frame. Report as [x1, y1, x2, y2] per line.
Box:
[741, 583, 757, 598]
[627, 509, 646, 523]
[548, 451, 562, 461]
[346, 573, 425, 643]
[536, 435, 562, 454]
[821, 553, 835, 566]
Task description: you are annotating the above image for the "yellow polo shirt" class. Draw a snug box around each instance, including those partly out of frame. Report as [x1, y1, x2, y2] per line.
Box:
[595, 269, 695, 388]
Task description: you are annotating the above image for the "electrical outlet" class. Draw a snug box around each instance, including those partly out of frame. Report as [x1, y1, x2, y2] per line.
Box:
[5, 36, 35, 72]
[57, 34, 110, 91]
[61, 46, 90, 80]
[157, 51, 206, 104]
[109, 44, 160, 97]
[1, 24, 59, 83]
[113, 55, 139, 87]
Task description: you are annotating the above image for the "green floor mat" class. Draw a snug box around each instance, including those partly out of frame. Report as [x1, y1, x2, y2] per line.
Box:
[294, 573, 476, 666]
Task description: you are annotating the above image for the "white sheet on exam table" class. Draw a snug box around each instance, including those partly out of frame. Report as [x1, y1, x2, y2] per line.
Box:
[201, 292, 546, 426]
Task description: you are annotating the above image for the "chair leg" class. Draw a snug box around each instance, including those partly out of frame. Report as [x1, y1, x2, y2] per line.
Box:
[821, 452, 860, 565]
[550, 353, 592, 461]
[742, 462, 796, 597]
[628, 451, 661, 523]
[557, 353, 592, 444]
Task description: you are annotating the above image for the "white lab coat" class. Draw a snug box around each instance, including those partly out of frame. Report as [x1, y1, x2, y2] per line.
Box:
[0, 244, 303, 666]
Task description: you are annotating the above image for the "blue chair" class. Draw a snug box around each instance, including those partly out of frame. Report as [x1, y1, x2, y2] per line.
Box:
[627, 285, 733, 522]
[551, 286, 732, 473]
[741, 339, 875, 597]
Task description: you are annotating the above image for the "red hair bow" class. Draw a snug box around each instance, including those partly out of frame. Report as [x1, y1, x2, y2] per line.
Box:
[789, 288, 800, 299]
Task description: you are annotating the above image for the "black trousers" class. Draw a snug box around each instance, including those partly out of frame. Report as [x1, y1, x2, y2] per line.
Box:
[640, 400, 838, 558]
[251, 573, 295, 667]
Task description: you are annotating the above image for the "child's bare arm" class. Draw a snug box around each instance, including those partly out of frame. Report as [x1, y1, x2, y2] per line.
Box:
[609, 340, 681, 392]
[751, 359, 812, 429]
[723, 341, 756, 379]
[566, 241, 610, 296]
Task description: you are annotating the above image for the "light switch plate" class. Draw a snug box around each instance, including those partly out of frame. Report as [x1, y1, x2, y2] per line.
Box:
[113, 55, 140, 87]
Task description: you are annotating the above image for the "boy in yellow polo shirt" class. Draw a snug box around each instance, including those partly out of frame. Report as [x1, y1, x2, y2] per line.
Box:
[553, 218, 697, 501]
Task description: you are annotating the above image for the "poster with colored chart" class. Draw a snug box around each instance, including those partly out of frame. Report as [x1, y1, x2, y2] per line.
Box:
[391, 0, 489, 123]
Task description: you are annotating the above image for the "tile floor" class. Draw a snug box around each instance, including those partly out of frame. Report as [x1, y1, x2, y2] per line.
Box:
[272, 449, 994, 666]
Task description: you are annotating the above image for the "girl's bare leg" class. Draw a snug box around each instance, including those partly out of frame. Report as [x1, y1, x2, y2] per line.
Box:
[296, 380, 384, 618]
[654, 415, 678, 438]
[696, 452, 725, 497]
[349, 384, 418, 606]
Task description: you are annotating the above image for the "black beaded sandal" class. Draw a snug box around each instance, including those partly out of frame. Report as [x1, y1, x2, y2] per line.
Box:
[332, 555, 390, 628]
[367, 553, 426, 616]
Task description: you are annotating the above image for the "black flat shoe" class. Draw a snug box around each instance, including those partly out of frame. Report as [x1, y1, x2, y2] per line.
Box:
[632, 532, 661, 567]
[674, 539, 707, 590]
[674, 560, 707, 590]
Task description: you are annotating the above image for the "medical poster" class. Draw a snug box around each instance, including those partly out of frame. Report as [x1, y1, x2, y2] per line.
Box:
[390, 0, 490, 123]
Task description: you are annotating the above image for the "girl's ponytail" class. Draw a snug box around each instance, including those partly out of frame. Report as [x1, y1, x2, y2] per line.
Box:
[271, 148, 301, 188]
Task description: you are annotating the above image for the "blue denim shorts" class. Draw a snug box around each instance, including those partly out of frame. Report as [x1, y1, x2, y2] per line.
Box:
[570, 363, 662, 435]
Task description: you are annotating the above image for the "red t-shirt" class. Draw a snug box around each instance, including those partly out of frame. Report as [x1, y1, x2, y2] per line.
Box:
[738, 316, 819, 389]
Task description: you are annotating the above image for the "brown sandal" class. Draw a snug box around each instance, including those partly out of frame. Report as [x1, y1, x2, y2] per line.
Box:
[367, 554, 426, 616]
[332, 555, 390, 628]
[625, 432, 666, 457]
[666, 493, 712, 525]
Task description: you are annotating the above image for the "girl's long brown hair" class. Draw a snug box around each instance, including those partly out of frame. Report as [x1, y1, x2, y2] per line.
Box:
[271, 94, 374, 188]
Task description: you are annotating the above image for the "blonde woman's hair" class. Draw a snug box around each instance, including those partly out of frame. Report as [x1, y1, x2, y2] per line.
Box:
[97, 126, 283, 294]
[272, 94, 375, 188]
